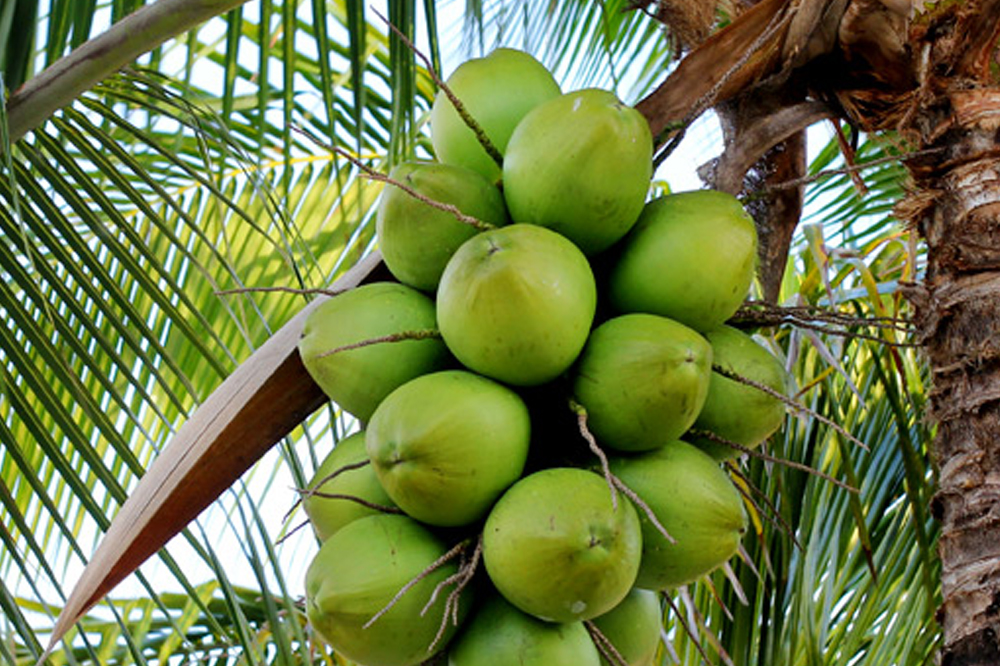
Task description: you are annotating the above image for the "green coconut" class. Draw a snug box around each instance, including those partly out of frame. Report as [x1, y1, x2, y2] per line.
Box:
[572, 313, 712, 452]
[609, 442, 747, 590]
[303, 431, 397, 542]
[482, 468, 642, 623]
[297, 282, 452, 422]
[430, 48, 561, 182]
[305, 514, 468, 666]
[366, 370, 531, 527]
[437, 224, 597, 386]
[590, 589, 662, 666]
[691, 325, 789, 461]
[608, 190, 758, 332]
[502, 88, 653, 255]
[447, 593, 600, 666]
[376, 161, 509, 292]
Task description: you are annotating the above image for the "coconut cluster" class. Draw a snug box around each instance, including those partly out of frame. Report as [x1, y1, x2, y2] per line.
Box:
[298, 47, 789, 666]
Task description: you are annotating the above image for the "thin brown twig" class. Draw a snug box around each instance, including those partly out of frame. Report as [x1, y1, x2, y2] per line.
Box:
[363, 538, 472, 629]
[297, 460, 371, 500]
[663, 592, 714, 666]
[710, 364, 870, 451]
[332, 145, 495, 232]
[725, 461, 804, 551]
[215, 286, 347, 298]
[570, 399, 618, 510]
[571, 400, 678, 545]
[737, 301, 912, 327]
[274, 518, 312, 547]
[317, 329, 442, 359]
[776, 319, 920, 347]
[702, 575, 734, 621]
[426, 535, 482, 654]
[691, 429, 857, 493]
[611, 475, 675, 544]
[283, 459, 373, 524]
[737, 300, 913, 322]
[291, 123, 495, 232]
[299, 491, 404, 515]
[729, 303, 918, 349]
[678, 587, 735, 666]
[758, 146, 947, 194]
[371, 7, 503, 166]
[585, 620, 630, 666]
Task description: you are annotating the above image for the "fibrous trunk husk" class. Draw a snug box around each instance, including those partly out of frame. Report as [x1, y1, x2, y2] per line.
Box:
[896, 5, 1000, 662]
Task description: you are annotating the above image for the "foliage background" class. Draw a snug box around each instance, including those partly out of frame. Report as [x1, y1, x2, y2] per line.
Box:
[0, 1, 937, 664]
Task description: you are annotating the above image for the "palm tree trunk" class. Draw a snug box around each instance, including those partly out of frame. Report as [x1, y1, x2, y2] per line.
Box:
[904, 87, 1000, 665]
[899, 10, 1000, 662]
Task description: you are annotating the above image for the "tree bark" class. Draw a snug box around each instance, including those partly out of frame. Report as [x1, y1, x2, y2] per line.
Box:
[903, 86, 1000, 665]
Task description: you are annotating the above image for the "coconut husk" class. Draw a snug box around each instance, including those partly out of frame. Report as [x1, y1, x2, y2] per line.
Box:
[655, 0, 720, 50]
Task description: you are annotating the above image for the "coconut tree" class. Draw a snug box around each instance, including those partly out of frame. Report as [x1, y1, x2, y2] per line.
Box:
[0, 0, 962, 664]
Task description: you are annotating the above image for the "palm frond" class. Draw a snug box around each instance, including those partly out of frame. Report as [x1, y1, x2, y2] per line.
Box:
[2, 4, 429, 660]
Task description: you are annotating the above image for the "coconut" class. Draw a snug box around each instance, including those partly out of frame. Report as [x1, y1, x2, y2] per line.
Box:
[436, 224, 597, 386]
[572, 313, 712, 452]
[609, 442, 747, 590]
[298, 282, 452, 422]
[430, 48, 561, 182]
[303, 431, 397, 541]
[482, 468, 642, 623]
[608, 190, 757, 332]
[366, 370, 531, 527]
[691, 325, 788, 461]
[502, 88, 653, 255]
[376, 161, 509, 292]
[447, 593, 600, 666]
[305, 514, 468, 666]
[590, 588, 662, 666]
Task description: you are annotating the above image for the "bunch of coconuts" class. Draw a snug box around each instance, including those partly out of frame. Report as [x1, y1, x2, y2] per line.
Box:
[297, 47, 789, 666]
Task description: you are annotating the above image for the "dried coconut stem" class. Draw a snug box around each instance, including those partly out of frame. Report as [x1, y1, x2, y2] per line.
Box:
[274, 518, 311, 546]
[663, 592, 714, 666]
[727, 303, 918, 347]
[710, 364, 870, 451]
[331, 146, 496, 232]
[585, 620, 631, 666]
[569, 399, 676, 543]
[611, 475, 676, 544]
[298, 460, 371, 499]
[702, 575, 734, 621]
[691, 429, 858, 493]
[759, 146, 947, 194]
[292, 123, 496, 232]
[725, 461, 804, 551]
[301, 491, 404, 515]
[316, 329, 442, 359]
[570, 399, 618, 510]
[734, 301, 913, 330]
[425, 536, 482, 654]
[283, 460, 373, 524]
[363, 537, 472, 629]
[728, 301, 916, 349]
[214, 286, 347, 298]
[371, 8, 504, 167]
